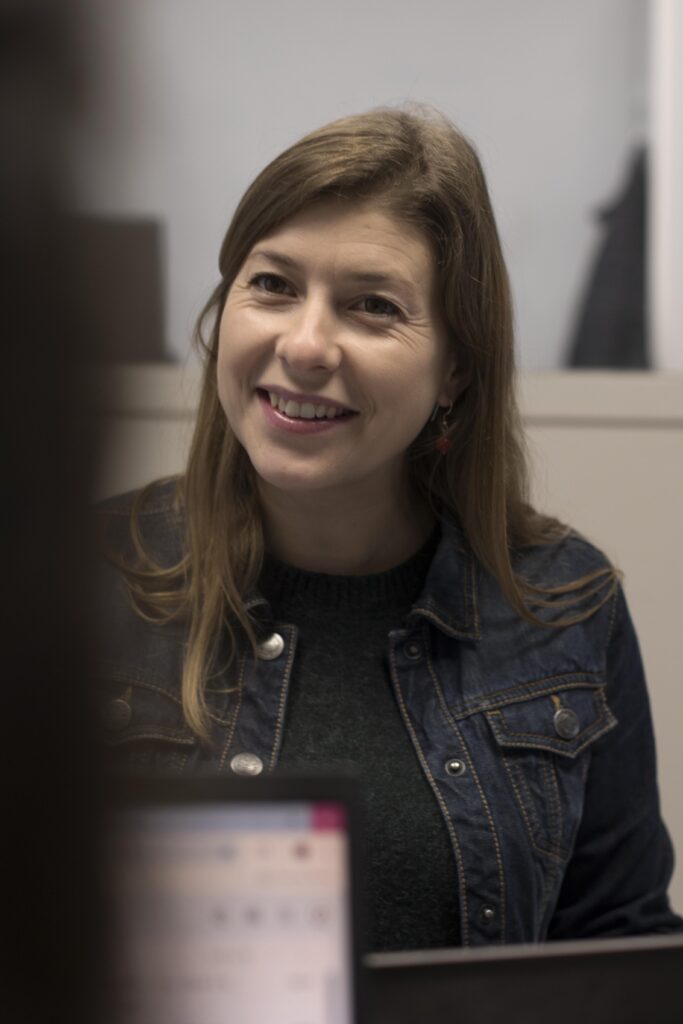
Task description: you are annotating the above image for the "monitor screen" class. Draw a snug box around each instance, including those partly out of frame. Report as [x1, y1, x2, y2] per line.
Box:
[109, 799, 354, 1024]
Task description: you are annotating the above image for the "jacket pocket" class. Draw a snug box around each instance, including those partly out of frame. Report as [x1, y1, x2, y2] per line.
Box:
[485, 684, 617, 860]
[99, 673, 198, 773]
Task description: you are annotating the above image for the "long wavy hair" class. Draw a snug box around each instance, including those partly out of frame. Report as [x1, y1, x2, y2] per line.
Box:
[120, 107, 616, 738]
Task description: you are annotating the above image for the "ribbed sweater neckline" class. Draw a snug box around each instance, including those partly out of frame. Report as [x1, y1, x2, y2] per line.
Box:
[259, 528, 439, 612]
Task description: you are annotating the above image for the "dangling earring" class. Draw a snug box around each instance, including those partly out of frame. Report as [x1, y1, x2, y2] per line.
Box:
[435, 402, 454, 455]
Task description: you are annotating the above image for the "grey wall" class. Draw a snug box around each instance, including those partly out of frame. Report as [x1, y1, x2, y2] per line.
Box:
[74, 0, 648, 367]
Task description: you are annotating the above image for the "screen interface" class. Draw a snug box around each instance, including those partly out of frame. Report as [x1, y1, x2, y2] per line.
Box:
[109, 800, 353, 1024]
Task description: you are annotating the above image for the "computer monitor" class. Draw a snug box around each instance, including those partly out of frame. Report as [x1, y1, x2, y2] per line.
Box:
[106, 775, 364, 1024]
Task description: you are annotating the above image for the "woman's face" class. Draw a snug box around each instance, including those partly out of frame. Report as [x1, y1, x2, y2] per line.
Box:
[216, 199, 458, 503]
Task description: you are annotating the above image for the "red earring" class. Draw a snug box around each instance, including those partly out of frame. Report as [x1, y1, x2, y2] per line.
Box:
[435, 402, 454, 455]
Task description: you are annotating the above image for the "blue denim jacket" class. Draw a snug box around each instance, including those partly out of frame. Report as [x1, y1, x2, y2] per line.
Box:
[96, 482, 682, 946]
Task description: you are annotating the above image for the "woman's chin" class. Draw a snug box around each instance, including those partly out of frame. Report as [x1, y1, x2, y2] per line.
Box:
[250, 459, 342, 498]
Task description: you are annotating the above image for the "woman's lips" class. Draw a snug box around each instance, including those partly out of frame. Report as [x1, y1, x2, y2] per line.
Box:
[260, 385, 355, 418]
[256, 389, 357, 435]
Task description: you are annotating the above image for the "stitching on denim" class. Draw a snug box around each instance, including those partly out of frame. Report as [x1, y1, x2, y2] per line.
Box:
[218, 650, 246, 771]
[593, 687, 619, 731]
[410, 553, 481, 640]
[100, 664, 184, 703]
[107, 729, 196, 747]
[103, 673, 239, 728]
[487, 709, 617, 758]
[427, 652, 506, 942]
[605, 585, 620, 652]
[507, 746, 562, 858]
[170, 747, 190, 773]
[495, 715, 598, 744]
[101, 663, 239, 727]
[597, 583, 618, 735]
[389, 640, 470, 946]
[497, 742, 568, 865]
[268, 625, 297, 772]
[503, 750, 542, 835]
[447, 675, 605, 720]
[544, 754, 563, 855]
[467, 554, 480, 635]
[499, 753, 566, 864]
[413, 605, 479, 639]
[517, 760, 542, 841]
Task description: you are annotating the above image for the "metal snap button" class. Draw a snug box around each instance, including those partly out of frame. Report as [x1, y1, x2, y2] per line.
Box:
[256, 632, 285, 661]
[403, 640, 423, 661]
[480, 904, 497, 925]
[102, 698, 132, 732]
[445, 757, 466, 777]
[230, 752, 264, 776]
[553, 707, 580, 741]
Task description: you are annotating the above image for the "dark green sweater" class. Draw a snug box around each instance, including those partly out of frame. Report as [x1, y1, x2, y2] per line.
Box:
[259, 533, 461, 951]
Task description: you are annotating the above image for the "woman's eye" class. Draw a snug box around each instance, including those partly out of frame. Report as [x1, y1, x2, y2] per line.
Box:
[356, 296, 400, 318]
[249, 273, 293, 296]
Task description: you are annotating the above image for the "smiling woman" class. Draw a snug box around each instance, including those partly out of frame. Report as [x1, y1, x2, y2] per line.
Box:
[97, 107, 682, 950]
[216, 201, 456, 554]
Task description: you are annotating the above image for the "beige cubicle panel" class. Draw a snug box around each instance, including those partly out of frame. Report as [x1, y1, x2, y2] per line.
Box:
[94, 366, 683, 913]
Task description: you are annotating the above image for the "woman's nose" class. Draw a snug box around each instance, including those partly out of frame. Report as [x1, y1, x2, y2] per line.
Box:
[275, 298, 342, 373]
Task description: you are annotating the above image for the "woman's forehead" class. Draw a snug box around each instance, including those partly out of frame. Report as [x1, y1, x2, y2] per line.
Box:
[246, 199, 435, 282]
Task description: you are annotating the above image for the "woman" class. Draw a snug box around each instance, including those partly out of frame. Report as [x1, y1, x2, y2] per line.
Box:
[98, 107, 681, 949]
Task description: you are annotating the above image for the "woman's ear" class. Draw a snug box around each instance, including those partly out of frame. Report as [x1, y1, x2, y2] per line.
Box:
[437, 355, 470, 408]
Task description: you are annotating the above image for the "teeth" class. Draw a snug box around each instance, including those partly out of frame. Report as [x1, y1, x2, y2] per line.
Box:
[267, 391, 347, 420]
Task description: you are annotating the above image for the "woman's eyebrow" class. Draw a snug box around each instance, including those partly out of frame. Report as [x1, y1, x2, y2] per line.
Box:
[248, 248, 300, 271]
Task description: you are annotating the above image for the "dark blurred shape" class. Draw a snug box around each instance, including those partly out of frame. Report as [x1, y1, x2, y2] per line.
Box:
[69, 215, 170, 363]
[567, 148, 649, 368]
[1, 1, 102, 1022]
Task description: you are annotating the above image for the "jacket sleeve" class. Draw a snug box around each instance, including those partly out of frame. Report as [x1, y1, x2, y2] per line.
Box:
[547, 584, 683, 938]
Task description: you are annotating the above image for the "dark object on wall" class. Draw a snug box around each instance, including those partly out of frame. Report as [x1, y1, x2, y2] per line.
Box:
[69, 215, 171, 362]
[567, 148, 649, 368]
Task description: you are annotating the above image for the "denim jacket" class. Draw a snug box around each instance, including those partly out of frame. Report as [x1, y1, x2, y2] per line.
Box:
[96, 482, 682, 946]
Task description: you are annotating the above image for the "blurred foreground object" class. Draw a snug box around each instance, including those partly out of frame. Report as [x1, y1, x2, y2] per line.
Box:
[68, 216, 169, 363]
[0, 1, 102, 1021]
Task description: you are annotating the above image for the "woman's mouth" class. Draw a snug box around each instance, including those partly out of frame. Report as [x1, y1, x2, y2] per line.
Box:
[256, 389, 357, 434]
[264, 390, 352, 420]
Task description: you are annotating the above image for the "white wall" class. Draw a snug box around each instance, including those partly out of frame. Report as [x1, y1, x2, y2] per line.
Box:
[73, 0, 648, 368]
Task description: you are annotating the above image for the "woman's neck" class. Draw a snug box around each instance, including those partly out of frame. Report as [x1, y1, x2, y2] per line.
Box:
[258, 478, 435, 575]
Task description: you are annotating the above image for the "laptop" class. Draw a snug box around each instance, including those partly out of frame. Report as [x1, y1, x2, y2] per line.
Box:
[366, 933, 683, 1024]
[106, 774, 365, 1024]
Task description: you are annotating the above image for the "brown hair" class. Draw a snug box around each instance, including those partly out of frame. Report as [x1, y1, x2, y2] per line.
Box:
[121, 106, 616, 738]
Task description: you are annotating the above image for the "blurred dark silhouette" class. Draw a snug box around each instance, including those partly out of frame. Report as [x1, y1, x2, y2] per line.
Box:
[1, 2, 103, 1021]
[69, 215, 170, 363]
[567, 148, 649, 368]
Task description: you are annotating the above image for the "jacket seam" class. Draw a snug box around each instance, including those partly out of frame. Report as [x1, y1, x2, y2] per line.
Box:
[218, 650, 246, 770]
[427, 651, 507, 942]
[389, 640, 471, 946]
[447, 675, 606, 720]
[106, 729, 196, 747]
[486, 710, 616, 758]
[268, 625, 297, 772]
[498, 753, 567, 864]
[467, 554, 480, 635]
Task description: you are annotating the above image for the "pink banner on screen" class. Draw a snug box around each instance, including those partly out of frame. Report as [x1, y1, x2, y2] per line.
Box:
[312, 802, 347, 831]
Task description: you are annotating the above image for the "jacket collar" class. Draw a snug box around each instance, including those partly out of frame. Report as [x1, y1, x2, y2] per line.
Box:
[407, 517, 481, 641]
